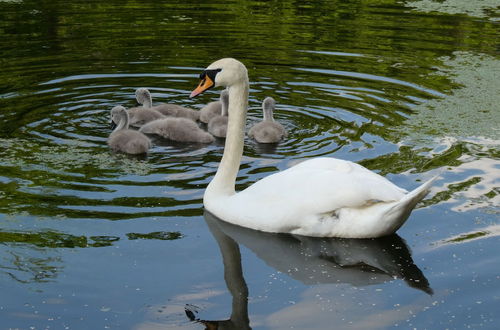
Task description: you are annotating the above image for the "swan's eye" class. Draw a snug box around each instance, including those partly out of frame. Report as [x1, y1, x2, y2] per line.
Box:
[190, 69, 222, 98]
[200, 69, 221, 81]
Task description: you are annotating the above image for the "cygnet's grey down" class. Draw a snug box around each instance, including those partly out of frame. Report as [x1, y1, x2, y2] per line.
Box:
[199, 89, 228, 124]
[139, 117, 215, 143]
[207, 89, 229, 138]
[108, 106, 152, 154]
[124, 88, 166, 128]
[110, 101, 163, 128]
[248, 97, 287, 143]
[136, 87, 199, 122]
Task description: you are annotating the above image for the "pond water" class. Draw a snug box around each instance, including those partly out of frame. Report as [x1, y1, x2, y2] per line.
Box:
[0, 0, 499, 329]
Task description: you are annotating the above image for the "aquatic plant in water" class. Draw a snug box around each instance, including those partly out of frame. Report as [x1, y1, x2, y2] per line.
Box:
[405, 0, 500, 20]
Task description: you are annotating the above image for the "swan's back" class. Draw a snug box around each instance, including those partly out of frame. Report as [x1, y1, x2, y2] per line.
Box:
[208, 116, 228, 138]
[140, 117, 214, 143]
[236, 158, 407, 211]
[152, 104, 200, 121]
[200, 101, 222, 123]
[127, 107, 165, 127]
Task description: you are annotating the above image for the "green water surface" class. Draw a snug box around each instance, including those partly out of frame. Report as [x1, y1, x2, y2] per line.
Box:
[0, 0, 499, 329]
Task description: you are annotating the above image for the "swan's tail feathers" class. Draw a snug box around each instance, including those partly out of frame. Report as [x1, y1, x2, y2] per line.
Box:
[401, 175, 437, 205]
[385, 175, 438, 232]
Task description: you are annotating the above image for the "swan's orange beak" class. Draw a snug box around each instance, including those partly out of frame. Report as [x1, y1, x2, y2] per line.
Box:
[190, 75, 215, 98]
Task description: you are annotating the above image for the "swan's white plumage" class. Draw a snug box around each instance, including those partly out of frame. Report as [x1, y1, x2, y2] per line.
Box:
[194, 58, 436, 238]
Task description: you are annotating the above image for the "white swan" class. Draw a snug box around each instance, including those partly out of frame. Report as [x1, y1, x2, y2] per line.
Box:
[199, 89, 228, 124]
[248, 96, 287, 143]
[136, 87, 199, 122]
[108, 106, 151, 154]
[139, 117, 215, 143]
[207, 89, 229, 138]
[190, 58, 436, 238]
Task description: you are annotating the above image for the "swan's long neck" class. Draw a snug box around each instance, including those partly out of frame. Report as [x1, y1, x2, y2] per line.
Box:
[115, 111, 129, 132]
[263, 105, 274, 122]
[144, 94, 153, 108]
[221, 91, 229, 116]
[206, 81, 249, 198]
[140, 92, 153, 108]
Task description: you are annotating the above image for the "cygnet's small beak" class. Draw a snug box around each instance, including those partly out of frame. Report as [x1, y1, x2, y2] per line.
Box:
[110, 121, 117, 130]
[190, 75, 215, 98]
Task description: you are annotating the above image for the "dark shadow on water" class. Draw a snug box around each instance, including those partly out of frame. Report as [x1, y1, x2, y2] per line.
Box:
[147, 135, 215, 151]
[185, 211, 251, 330]
[247, 140, 279, 154]
[186, 211, 432, 328]
[109, 150, 149, 161]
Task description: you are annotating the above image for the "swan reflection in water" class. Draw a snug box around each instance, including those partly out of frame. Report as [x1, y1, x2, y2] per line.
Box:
[186, 211, 432, 329]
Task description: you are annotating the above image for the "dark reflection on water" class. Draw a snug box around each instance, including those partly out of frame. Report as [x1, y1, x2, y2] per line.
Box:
[0, 0, 498, 328]
[186, 211, 432, 328]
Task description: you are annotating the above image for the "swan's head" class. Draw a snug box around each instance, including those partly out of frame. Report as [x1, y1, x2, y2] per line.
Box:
[262, 97, 276, 121]
[190, 58, 248, 98]
[110, 105, 128, 129]
[135, 88, 152, 106]
[262, 97, 276, 111]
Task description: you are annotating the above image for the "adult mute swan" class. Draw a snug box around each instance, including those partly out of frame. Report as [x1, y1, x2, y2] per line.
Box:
[248, 96, 287, 143]
[108, 106, 151, 154]
[190, 58, 436, 238]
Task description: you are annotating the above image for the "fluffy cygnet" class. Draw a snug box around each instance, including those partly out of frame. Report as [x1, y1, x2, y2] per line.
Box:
[108, 106, 151, 154]
[136, 87, 199, 121]
[207, 89, 229, 138]
[139, 117, 214, 143]
[248, 97, 287, 143]
[199, 89, 228, 124]
[124, 88, 166, 128]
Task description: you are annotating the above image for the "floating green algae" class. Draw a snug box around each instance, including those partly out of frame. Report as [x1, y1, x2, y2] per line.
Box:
[405, 51, 500, 141]
[0, 138, 153, 176]
[405, 0, 500, 20]
[434, 224, 500, 246]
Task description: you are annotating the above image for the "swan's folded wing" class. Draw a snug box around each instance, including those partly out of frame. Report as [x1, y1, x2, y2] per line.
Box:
[235, 158, 407, 216]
